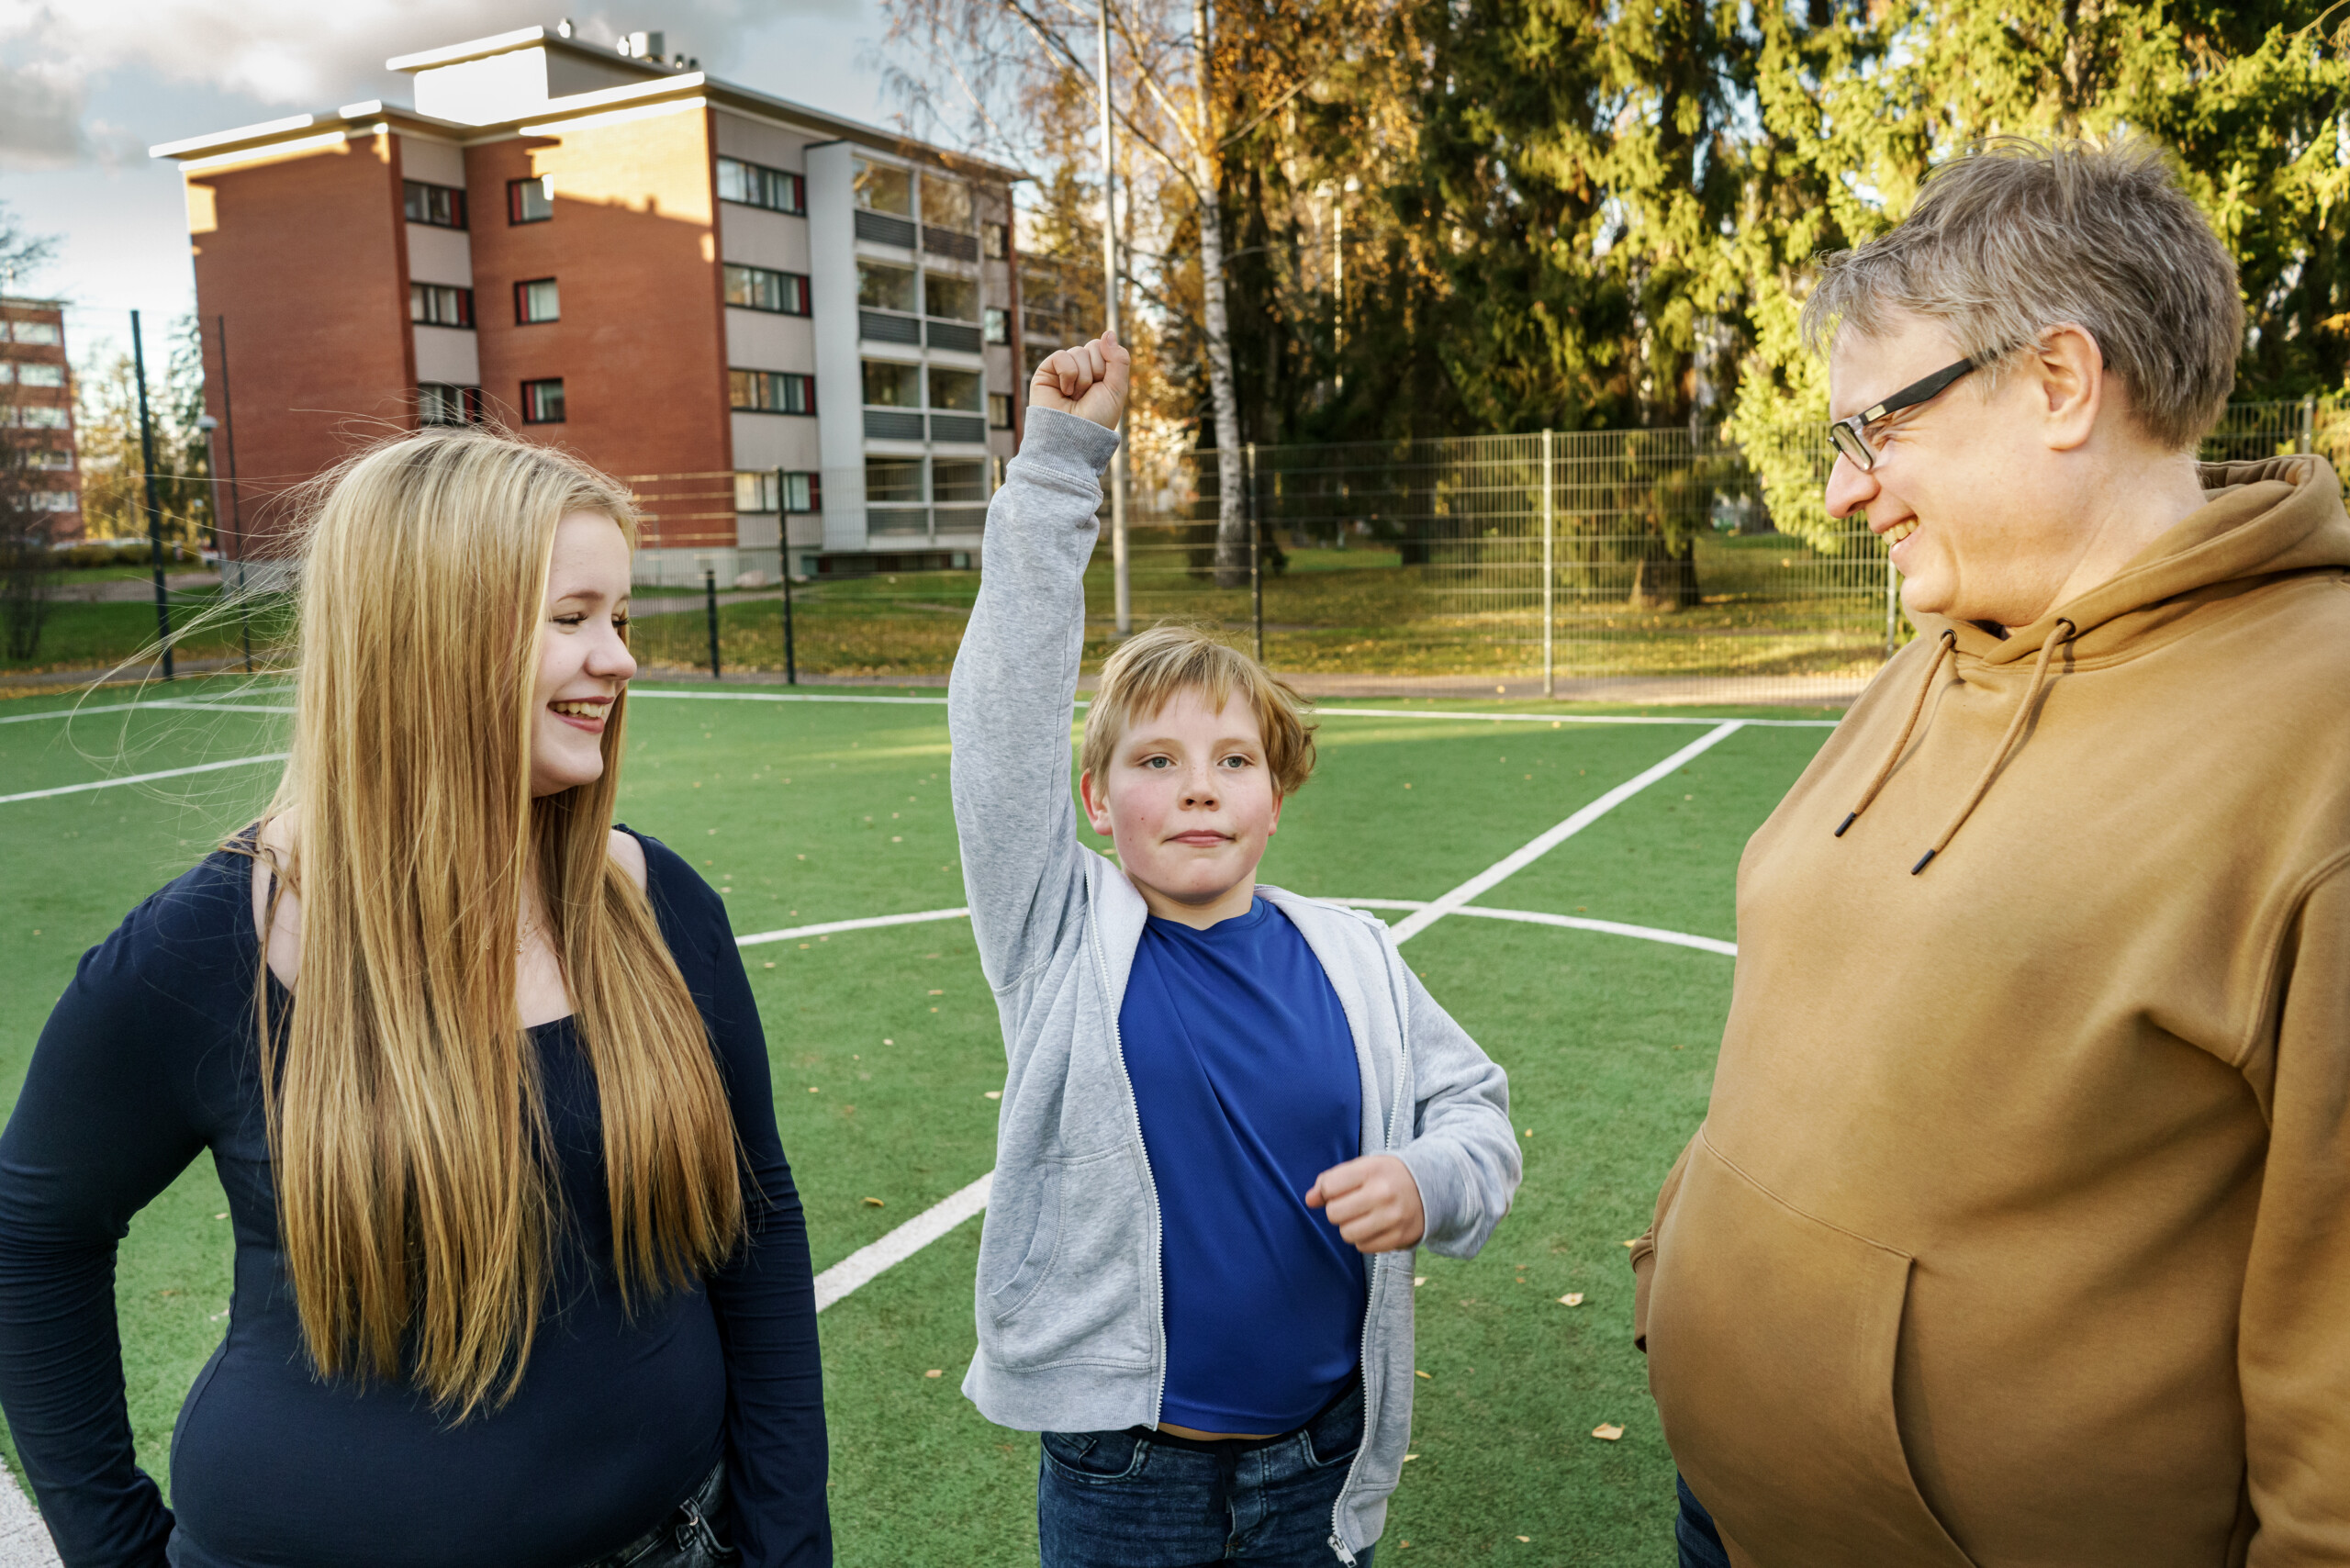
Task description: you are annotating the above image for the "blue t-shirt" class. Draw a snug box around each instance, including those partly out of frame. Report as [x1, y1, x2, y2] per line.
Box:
[1119, 897, 1369, 1434]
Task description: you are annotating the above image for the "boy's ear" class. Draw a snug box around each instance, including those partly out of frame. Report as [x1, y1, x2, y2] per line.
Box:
[1079, 767, 1115, 837]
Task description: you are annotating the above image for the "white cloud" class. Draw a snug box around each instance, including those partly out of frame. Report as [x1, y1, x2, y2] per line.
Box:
[0, 59, 89, 170]
[0, 0, 858, 117]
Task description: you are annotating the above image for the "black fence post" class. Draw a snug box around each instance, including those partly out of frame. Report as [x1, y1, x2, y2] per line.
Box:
[704, 568, 722, 680]
[777, 466, 797, 685]
[129, 310, 173, 680]
[1247, 442, 1264, 665]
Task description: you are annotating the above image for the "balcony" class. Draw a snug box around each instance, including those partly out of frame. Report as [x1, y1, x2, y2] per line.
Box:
[929, 413, 987, 444]
[855, 209, 917, 249]
[863, 409, 926, 441]
[859, 309, 922, 345]
[867, 506, 930, 537]
[925, 320, 983, 353]
[933, 504, 988, 534]
[922, 226, 979, 262]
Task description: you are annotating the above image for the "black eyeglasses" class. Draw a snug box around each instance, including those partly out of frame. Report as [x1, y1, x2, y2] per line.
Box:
[1827, 356, 1978, 471]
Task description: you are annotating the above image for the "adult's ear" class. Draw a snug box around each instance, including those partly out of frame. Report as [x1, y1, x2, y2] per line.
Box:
[2029, 323, 2106, 454]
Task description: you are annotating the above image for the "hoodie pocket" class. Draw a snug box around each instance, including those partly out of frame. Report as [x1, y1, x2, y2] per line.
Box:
[983, 1148, 1152, 1371]
[1645, 1131, 1978, 1568]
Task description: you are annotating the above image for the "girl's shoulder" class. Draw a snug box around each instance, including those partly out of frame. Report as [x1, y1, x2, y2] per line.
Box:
[64, 843, 262, 1037]
[612, 823, 725, 940]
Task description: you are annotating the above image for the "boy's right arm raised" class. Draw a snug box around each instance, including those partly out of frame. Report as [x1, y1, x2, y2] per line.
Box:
[949, 405, 1121, 991]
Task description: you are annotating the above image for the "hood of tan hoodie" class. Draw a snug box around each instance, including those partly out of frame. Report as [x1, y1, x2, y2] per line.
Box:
[1635, 456, 2350, 1568]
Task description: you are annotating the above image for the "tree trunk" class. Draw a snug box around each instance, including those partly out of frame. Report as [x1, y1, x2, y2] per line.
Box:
[1193, 0, 1248, 588]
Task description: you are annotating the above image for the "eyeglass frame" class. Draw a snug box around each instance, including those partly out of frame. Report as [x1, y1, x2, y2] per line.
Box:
[1826, 355, 1980, 471]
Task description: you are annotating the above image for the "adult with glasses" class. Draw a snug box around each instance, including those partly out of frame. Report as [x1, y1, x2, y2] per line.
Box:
[1628, 136, 2350, 1568]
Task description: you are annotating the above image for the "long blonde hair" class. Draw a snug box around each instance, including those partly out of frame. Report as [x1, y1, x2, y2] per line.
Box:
[252, 430, 742, 1417]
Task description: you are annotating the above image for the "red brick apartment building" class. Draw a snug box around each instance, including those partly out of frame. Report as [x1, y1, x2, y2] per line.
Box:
[0, 297, 83, 541]
[151, 27, 1029, 581]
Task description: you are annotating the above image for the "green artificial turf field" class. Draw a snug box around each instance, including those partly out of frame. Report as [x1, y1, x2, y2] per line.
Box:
[0, 676, 1837, 1566]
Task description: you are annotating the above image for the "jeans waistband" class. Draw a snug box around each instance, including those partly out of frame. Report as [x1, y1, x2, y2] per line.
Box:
[576, 1460, 726, 1568]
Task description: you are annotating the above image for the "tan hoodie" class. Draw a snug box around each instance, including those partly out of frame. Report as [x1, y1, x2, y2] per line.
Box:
[1630, 456, 2350, 1568]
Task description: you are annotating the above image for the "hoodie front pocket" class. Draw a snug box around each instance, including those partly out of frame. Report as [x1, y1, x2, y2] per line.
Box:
[985, 1148, 1152, 1371]
[1645, 1132, 1978, 1568]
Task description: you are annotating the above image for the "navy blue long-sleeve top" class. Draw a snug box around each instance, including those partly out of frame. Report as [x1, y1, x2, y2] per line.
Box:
[0, 827, 831, 1568]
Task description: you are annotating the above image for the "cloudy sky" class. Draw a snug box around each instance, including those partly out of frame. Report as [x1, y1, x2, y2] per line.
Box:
[0, 1, 913, 363]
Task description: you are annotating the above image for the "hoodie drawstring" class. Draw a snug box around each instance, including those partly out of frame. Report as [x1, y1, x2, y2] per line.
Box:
[1907, 619, 2076, 875]
[1835, 630, 1956, 840]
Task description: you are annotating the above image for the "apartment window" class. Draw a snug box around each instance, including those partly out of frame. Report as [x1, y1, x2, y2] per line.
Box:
[920, 174, 973, 232]
[984, 222, 1008, 261]
[716, 157, 805, 215]
[31, 449, 72, 470]
[410, 283, 474, 328]
[10, 363, 64, 387]
[30, 490, 75, 512]
[984, 308, 1009, 345]
[853, 158, 912, 216]
[857, 263, 916, 314]
[866, 456, 924, 504]
[420, 383, 485, 426]
[989, 391, 1013, 430]
[925, 273, 978, 322]
[724, 264, 810, 316]
[403, 180, 467, 229]
[932, 459, 989, 503]
[6, 322, 60, 345]
[520, 378, 565, 423]
[515, 278, 559, 324]
[730, 369, 815, 415]
[735, 471, 822, 512]
[861, 360, 921, 409]
[928, 367, 984, 413]
[508, 175, 554, 223]
[4, 406, 68, 429]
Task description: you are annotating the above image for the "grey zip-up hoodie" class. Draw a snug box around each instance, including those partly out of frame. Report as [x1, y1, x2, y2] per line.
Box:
[948, 409, 1521, 1563]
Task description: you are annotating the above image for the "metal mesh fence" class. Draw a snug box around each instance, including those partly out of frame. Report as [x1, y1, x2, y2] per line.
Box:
[624, 398, 2346, 705]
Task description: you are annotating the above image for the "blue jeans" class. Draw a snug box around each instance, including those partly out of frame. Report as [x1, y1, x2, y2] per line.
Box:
[1037, 1380, 1374, 1568]
[576, 1462, 738, 1568]
[1676, 1473, 1731, 1568]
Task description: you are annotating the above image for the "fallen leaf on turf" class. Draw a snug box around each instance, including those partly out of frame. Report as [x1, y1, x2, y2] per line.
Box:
[212, 1213, 227, 1220]
[1561, 1294, 1585, 1306]
[808, 1086, 820, 1093]
[924, 1370, 943, 1378]
[1517, 1536, 1532, 1543]
[763, 961, 776, 969]
[985, 1091, 1002, 1099]
[1403, 1454, 1418, 1462]
[930, 989, 944, 995]
[862, 1197, 885, 1207]
[1413, 1275, 1427, 1287]
[882, 1037, 893, 1045]
[1592, 1423, 1625, 1441]
[1415, 1370, 1431, 1380]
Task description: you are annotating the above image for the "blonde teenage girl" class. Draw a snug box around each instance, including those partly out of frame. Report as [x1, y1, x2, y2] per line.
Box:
[0, 431, 830, 1568]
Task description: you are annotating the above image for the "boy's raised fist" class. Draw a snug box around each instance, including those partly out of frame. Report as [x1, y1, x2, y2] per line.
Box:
[1028, 328, 1129, 432]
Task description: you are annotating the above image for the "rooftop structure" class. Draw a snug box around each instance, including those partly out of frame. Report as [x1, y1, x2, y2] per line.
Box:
[152, 27, 1034, 582]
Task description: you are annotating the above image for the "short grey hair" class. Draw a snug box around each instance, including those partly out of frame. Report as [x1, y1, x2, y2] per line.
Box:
[1801, 136, 2243, 451]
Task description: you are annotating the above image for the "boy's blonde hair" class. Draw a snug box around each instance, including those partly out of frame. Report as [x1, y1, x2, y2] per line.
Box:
[1081, 625, 1317, 796]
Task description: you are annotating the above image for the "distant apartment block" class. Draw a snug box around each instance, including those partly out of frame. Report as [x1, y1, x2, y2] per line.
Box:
[0, 297, 83, 542]
[151, 26, 1032, 581]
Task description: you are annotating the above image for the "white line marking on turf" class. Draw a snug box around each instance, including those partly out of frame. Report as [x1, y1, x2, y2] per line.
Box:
[1389, 720, 1748, 944]
[735, 907, 971, 947]
[631, 689, 949, 707]
[813, 1170, 994, 1313]
[1330, 899, 1737, 958]
[1317, 706, 1833, 729]
[0, 1452, 60, 1568]
[0, 752, 289, 806]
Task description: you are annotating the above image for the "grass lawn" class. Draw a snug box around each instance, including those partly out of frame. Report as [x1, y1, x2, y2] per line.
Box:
[0, 678, 1836, 1564]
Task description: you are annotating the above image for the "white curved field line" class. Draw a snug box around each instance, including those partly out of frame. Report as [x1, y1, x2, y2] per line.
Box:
[0, 752, 289, 806]
[790, 721, 1745, 1321]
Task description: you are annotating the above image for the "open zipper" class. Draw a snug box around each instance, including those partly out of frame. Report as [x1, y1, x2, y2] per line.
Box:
[1085, 871, 1169, 1432]
[1326, 924, 1415, 1566]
